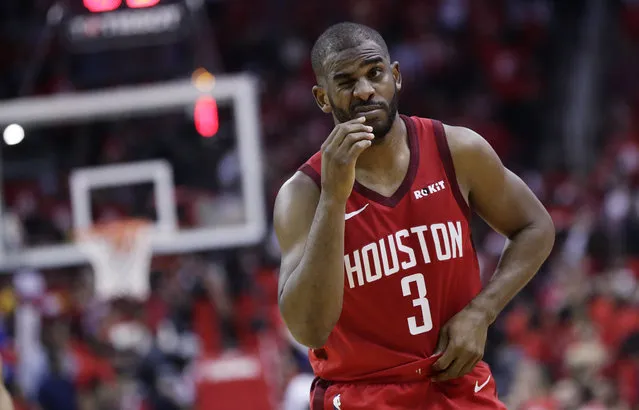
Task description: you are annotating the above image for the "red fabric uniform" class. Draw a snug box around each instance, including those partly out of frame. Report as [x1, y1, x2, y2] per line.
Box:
[298, 115, 506, 409]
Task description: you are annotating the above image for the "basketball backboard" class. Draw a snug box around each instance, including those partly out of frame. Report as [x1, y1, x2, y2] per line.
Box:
[0, 74, 266, 269]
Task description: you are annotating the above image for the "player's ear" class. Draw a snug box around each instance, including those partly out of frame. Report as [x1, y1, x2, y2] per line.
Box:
[312, 85, 332, 114]
[391, 61, 402, 93]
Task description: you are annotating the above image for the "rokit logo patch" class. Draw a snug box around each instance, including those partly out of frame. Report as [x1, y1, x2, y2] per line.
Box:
[413, 180, 446, 199]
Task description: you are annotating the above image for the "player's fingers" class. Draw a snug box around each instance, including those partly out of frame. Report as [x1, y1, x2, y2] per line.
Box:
[457, 357, 481, 380]
[321, 126, 340, 151]
[442, 345, 483, 381]
[339, 131, 374, 150]
[346, 139, 373, 162]
[432, 326, 449, 357]
[329, 120, 372, 147]
[431, 344, 455, 372]
[335, 126, 373, 149]
[348, 116, 368, 124]
[342, 116, 368, 128]
[323, 117, 367, 148]
[433, 356, 468, 382]
[432, 358, 461, 382]
[334, 132, 373, 163]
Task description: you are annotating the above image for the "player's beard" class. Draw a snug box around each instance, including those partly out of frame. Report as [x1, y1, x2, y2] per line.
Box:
[330, 87, 398, 140]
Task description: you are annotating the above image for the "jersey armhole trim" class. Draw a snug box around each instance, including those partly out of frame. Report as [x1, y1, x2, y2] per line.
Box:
[310, 378, 332, 410]
[432, 120, 472, 220]
[299, 163, 321, 189]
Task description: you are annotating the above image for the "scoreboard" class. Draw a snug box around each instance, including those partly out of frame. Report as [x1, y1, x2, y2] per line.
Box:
[64, 0, 191, 51]
[82, 0, 161, 12]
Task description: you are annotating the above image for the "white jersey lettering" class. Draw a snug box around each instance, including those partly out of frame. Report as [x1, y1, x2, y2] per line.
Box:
[344, 221, 466, 289]
[448, 221, 463, 258]
[362, 242, 383, 283]
[410, 225, 431, 264]
[379, 234, 400, 276]
[395, 229, 417, 270]
[344, 250, 364, 288]
[431, 223, 452, 261]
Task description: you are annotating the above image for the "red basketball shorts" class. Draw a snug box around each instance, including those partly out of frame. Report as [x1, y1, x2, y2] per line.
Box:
[310, 362, 507, 410]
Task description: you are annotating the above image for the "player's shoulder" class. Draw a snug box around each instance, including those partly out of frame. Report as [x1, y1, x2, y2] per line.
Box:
[441, 124, 491, 157]
[406, 116, 493, 163]
[274, 170, 320, 214]
[274, 148, 323, 216]
[440, 123, 503, 186]
[402, 115, 435, 133]
[279, 170, 320, 197]
[273, 170, 321, 236]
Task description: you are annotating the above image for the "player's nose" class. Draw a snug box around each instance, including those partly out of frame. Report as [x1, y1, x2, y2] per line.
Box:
[352, 78, 375, 101]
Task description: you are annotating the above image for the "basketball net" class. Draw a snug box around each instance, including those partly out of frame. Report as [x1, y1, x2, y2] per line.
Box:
[75, 219, 153, 301]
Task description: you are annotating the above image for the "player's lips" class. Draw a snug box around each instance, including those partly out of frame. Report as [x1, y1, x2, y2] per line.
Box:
[353, 105, 384, 114]
[353, 106, 384, 117]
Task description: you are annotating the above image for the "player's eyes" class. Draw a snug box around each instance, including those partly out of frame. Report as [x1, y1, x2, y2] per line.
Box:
[336, 69, 381, 88]
[369, 67, 383, 78]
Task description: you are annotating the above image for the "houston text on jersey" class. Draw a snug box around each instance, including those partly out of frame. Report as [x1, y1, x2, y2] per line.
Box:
[343, 221, 464, 289]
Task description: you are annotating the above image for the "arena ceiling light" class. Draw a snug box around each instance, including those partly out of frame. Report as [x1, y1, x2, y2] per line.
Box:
[3, 124, 25, 146]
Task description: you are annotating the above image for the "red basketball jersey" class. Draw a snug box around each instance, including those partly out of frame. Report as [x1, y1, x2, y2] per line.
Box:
[298, 115, 482, 383]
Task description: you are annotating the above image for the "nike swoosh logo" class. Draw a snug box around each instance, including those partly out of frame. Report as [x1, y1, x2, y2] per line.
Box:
[474, 375, 491, 393]
[345, 204, 369, 221]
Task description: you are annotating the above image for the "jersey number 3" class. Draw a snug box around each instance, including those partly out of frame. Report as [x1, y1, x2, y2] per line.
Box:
[401, 273, 434, 335]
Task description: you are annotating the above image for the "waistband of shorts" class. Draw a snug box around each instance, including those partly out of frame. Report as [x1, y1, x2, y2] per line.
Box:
[315, 355, 442, 385]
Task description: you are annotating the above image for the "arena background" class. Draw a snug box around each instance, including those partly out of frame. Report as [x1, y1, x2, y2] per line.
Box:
[1, 0, 639, 409]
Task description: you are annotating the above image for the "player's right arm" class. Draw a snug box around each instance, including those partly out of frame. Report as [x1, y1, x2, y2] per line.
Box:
[275, 117, 374, 348]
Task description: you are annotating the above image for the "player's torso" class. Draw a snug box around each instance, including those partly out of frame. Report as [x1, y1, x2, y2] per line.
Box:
[301, 116, 482, 382]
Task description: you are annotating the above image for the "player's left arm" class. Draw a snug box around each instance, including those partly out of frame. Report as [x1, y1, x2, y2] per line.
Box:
[432, 125, 555, 382]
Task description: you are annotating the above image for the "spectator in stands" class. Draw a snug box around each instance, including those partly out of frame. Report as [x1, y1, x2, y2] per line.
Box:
[36, 320, 78, 410]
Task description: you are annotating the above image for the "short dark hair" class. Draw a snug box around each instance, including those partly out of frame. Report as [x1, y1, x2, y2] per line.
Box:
[311, 22, 390, 79]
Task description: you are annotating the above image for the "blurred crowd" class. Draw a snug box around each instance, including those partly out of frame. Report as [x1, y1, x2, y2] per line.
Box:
[0, 0, 639, 409]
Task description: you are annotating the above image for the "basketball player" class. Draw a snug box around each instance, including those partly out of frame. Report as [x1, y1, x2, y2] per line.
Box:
[274, 22, 555, 409]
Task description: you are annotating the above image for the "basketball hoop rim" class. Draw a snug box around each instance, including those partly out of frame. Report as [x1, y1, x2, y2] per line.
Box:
[74, 218, 153, 240]
[74, 218, 155, 302]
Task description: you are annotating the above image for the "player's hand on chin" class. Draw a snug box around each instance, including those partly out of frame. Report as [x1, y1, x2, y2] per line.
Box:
[320, 116, 374, 203]
[430, 307, 489, 382]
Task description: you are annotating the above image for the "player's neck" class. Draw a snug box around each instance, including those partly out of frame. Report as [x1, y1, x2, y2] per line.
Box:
[356, 114, 408, 172]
